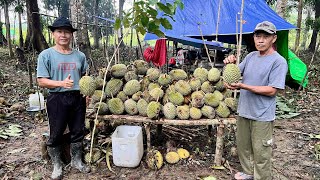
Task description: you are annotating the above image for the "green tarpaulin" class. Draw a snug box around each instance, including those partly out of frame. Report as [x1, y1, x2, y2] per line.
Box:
[276, 31, 308, 88]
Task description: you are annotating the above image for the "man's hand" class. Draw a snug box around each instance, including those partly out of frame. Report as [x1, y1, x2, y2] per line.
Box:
[224, 82, 242, 90]
[223, 54, 237, 64]
[61, 74, 74, 89]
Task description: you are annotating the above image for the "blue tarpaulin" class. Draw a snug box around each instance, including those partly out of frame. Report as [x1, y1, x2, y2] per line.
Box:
[144, 0, 296, 42]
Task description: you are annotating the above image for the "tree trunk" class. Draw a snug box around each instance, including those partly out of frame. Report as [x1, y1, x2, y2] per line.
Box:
[118, 0, 125, 47]
[301, 9, 311, 50]
[70, 0, 92, 60]
[25, 0, 49, 52]
[294, 0, 303, 52]
[60, 0, 70, 18]
[275, 0, 288, 18]
[308, 0, 320, 52]
[18, 11, 23, 48]
[4, 3, 14, 57]
[93, 0, 99, 49]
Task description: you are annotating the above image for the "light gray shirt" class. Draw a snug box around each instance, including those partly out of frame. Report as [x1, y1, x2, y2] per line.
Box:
[37, 47, 88, 92]
[238, 51, 288, 121]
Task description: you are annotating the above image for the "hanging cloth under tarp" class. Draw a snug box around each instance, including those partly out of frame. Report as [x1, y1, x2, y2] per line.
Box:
[143, 39, 167, 67]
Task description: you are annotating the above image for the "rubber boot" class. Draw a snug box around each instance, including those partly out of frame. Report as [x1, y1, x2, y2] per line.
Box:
[70, 142, 91, 173]
[47, 146, 63, 180]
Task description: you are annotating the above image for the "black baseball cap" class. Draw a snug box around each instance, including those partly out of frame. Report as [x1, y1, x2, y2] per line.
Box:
[48, 17, 77, 32]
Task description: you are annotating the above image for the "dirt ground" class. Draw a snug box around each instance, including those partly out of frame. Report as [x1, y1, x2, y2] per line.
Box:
[0, 47, 319, 180]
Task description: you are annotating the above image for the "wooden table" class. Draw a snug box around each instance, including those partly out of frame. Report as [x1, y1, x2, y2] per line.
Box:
[87, 114, 237, 166]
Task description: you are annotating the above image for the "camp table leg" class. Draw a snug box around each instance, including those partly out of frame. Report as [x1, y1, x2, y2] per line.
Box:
[144, 123, 151, 151]
[214, 123, 225, 166]
[156, 124, 163, 136]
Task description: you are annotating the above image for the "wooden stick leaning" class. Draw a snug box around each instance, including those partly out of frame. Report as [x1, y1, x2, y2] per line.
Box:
[89, 30, 130, 164]
[198, 25, 213, 69]
[213, 0, 223, 66]
[234, 0, 245, 99]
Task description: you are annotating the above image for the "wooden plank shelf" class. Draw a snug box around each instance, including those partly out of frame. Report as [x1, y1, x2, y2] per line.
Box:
[87, 114, 237, 166]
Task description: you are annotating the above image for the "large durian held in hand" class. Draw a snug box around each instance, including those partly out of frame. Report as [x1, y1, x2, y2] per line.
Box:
[222, 64, 241, 84]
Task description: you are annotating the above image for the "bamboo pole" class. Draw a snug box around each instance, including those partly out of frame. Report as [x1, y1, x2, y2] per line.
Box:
[89, 30, 130, 163]
[213, 0, 223, 67]
[198, 25, 213, 69]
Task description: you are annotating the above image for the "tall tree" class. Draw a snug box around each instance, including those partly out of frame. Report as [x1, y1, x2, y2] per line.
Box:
[25, 0, 49, 52]
[301, 6, 312, 50]
[93, 0, 99, 48]
[43, 0, 69, 18]
[1, 0, 14, 57]
[307, 0, 320, 52]
[15, 0, 24, 48]
[294, 0, 303, 52]
[118, 0, 125, 46]
[70, 0, 91, 60]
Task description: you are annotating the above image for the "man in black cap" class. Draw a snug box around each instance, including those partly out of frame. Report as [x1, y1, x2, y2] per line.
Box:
[224, 21, 288, 180]
[37, 17, 90, 179]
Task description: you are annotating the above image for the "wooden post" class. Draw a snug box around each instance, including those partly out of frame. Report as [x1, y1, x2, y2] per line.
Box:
[214, 124, 225, 166]
[144, 123, 151, 151]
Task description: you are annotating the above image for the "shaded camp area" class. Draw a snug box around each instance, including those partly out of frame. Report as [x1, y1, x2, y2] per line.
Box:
[145, 0, 307, 87]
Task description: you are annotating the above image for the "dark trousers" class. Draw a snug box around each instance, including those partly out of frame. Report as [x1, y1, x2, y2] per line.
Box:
[46, 91, 86, 147]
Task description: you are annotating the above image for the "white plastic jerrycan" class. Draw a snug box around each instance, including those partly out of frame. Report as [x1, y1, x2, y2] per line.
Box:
[29, 92, 45, 110]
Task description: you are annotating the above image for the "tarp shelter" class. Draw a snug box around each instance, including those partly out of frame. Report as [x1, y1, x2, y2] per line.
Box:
[145, 0, 307, 87]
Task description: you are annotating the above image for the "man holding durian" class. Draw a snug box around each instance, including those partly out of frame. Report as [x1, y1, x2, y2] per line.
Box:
[224, 21, 288, 180]
[37, 17, 90, 179]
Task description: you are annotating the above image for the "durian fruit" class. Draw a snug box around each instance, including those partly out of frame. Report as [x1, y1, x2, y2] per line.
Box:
[147, 68, 161, 81]
[208, 68, 221, 82]
[216, 102, 230, 118]
[150, 87, 164, 101]
[94, 77, 105, 90]
[201, 81, 214, 93]
[84, 148, 101, 163]
[85, 118, 92, 129]
[184, 94, 191, 104]
[141, 90, 151, 103]
[141, 77, 150, 91]
[147, 101, 162, 119]
[137, 99, 148, 116]
[132, 91, 142, 101]
[98, 68, 112, 81]
[124, 70, 138, 82]
[79, 76, 96, 96]
[224, 98, 237, 112]
[174, 80, 191, 95]
[191, 91, 205, 108]
[158, 74, 172, 86]
[123, 80, 141, 96]
[177, 148, 190, 159]
[124, 99, 138, 115]
[111, 64, 127, 78]
[168, 91, 184, 105]
[214, 79, 225, 92]
[222, 89, 233, 98]
[148, 83, 160, 91]
[189, 107, 202, 120]
[166, 84, 176, 94]
[189, 77, 202, 91]
[94, 102, 108, 115]
[116, 91, 128, 102]
[108, 98, 125, 115]
[105, 78, 123, 97]
[162, 93, 169, 105]
[133, 60, 148, 75]
[163, 102, 176, 119]
[169, 69, 188, 81]
[222, 64, 241, 84]
[146, 149, 163, 170]
[201, 105, 216, 119]
[213, 90, 224, 101]
[176, 105, 190, 120]
[194, 67, 208, 83]
[92, 90, 106, 102]
[204, 93, 220, 107]
[165, 152, 180, 164]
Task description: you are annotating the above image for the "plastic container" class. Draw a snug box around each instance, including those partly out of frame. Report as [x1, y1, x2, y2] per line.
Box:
[112, 125, 143, 167]
[28, 92, 45, 110]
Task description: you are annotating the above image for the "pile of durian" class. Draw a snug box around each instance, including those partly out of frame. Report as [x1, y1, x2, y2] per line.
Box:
[79, 60, 241, 120]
